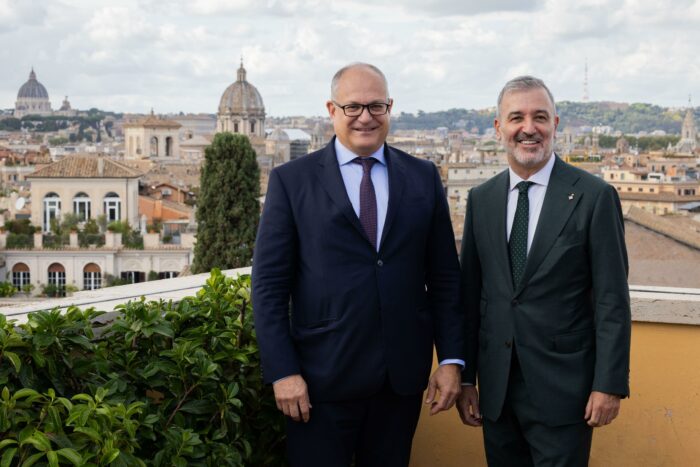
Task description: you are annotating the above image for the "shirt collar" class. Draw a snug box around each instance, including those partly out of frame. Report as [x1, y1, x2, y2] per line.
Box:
[335, 138, 386, 166]
[509, 153, 556, 191]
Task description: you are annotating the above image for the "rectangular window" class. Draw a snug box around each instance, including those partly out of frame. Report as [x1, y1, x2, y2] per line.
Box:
[83, 271, 102, 290]
[104, 199, 121, 222]
[12, 271, 30, 289]
[74, 199, 91, 221]
[48, 271, 66, 288]
[44, 199, 61, 232]
[158, 272, 179, 279]
[121, 271, 145, 284]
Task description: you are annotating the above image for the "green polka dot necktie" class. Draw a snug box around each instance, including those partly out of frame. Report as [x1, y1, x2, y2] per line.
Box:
[509, 181, 534, 288]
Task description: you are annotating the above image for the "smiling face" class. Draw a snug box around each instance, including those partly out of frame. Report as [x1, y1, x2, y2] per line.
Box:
[326, 65, 392, 157]
[495, 86, 559, 179]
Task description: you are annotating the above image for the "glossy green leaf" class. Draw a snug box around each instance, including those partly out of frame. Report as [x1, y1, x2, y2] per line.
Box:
[0, 448, 17, 467]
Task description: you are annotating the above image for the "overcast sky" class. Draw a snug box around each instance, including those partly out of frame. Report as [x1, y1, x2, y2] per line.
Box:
[2, 0, 699, 116]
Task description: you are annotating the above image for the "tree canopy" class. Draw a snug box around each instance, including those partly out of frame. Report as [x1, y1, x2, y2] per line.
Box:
[192, 132, 260, 273]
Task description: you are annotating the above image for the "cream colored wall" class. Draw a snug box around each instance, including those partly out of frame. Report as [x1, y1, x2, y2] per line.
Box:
[116, 251, 189, 274]
[125, 127, 180, 160]
[30, 178, 139, 229]
[125, 127, 146, 159]
[5, 251, 114, 290]
[4, 249, 189, 291]
[620, 199, 677, 215]
[410, 321, 700, 466]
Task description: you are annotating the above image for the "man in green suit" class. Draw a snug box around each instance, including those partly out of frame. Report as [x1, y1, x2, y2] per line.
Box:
[456, 76, 631, 466]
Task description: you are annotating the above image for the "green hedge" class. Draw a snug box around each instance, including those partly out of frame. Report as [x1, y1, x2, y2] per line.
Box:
[0, 270, 286, 466]
[6, 233, 33, 249]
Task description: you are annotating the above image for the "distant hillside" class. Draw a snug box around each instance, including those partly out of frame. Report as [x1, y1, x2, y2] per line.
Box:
[392, 102, 697, 135]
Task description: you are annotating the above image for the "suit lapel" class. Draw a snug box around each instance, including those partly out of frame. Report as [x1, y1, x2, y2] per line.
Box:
[379, 144, 406, 250]
[484, 171, 513, 292]
[515, 157, 583, 296]
[315, 139, 367, 241]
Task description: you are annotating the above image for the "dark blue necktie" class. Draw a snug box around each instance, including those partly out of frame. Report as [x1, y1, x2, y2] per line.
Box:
[353, 157, 378, 249]
[509, 181, 534, 288]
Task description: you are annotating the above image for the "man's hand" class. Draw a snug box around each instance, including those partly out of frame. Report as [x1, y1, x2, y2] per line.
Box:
[456, 385, 482, 426]
[425, 364, 461, 415]
[584, 390, 621, 427]
[273, 374, 312, 423]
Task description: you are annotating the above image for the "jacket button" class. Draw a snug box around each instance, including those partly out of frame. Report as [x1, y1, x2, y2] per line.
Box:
[377, 259, 384, 267]
[505, 340, 512, 348]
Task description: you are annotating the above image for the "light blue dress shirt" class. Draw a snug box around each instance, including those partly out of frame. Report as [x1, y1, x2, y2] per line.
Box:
[335, 139, 388, 251]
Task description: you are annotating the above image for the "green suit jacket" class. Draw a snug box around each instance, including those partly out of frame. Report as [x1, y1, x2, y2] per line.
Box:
[460, 156, 631, 426]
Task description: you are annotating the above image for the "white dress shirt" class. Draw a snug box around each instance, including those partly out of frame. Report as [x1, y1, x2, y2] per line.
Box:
[506, 153, 556, 253]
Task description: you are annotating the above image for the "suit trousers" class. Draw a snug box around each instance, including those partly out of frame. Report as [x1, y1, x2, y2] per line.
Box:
[285, 378, 423, 467]
[483, 346, 593, 467]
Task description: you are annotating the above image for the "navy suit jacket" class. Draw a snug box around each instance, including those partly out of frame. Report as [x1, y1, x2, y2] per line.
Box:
[252, 138, 465, 402]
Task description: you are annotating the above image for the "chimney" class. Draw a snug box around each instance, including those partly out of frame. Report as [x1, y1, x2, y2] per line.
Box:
[97, 157, 104, 176]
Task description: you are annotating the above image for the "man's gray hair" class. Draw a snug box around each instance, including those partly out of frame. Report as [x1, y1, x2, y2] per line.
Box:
[331, 62, 390, 100]
[496, 75, 556, 118]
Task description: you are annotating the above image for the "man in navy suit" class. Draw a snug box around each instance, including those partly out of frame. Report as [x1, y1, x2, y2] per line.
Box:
[252, 63, 466, 466]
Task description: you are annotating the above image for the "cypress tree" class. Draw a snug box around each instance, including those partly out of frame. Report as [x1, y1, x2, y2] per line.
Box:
[192, 132, 260, 273]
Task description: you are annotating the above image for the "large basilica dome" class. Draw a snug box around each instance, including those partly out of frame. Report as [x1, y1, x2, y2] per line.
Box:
[15, 68, 53, 118]
[216, 62, 265, 138]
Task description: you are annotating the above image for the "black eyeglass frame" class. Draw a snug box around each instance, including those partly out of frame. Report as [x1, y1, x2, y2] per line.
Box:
[332, 99, 393, 117]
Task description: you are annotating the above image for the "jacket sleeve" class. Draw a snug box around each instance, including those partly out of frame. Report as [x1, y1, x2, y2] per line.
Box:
[459, 189, 482, 384]
[252, 169, 301, 383]
[425, 163, 466, 363]
[588, 184, 631, 397]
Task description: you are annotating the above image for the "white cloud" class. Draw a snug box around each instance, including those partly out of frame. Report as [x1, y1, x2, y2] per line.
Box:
[0, 0, 698, 115]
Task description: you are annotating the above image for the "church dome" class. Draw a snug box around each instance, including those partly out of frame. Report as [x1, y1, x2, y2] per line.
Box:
[59, 96, 71, 111]
[17, 69, 49, 99]
[218, 62, 265, 115]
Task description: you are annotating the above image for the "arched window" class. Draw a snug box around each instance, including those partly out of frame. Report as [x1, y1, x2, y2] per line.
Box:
[165, 137, 173, 157]
[83, 263, 102, 290]
[48, 263, 66, 296]
[12, 263, 30, 289]
[250, 121, 256, 133]
[43, 192, 61, 232]
[104, 192, 121, 222]
[73, 192, 91, 221]
[233, 122, 239, 133]
[150, 136, 159, 157]
[136, 136, 142, 155]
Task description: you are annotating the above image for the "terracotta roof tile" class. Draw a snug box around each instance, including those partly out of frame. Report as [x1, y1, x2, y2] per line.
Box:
[123, 115, 182, 129]
[28, 155, 144, 178]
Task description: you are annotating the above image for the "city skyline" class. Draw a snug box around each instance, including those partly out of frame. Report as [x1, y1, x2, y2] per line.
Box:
[1, 0, 699, 116]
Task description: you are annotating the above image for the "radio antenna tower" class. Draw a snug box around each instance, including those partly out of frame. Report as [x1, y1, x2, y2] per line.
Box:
[582, 58, 589, 102]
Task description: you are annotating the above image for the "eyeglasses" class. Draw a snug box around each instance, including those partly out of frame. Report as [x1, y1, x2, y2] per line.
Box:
[332, 100, 391, 117]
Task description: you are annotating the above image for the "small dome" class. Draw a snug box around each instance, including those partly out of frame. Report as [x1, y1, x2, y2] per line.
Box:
[268, 128, 290, 142]
[218, 62, 265, 115]
[17, 68, 49, 99]
[59, 96, 71, 111]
